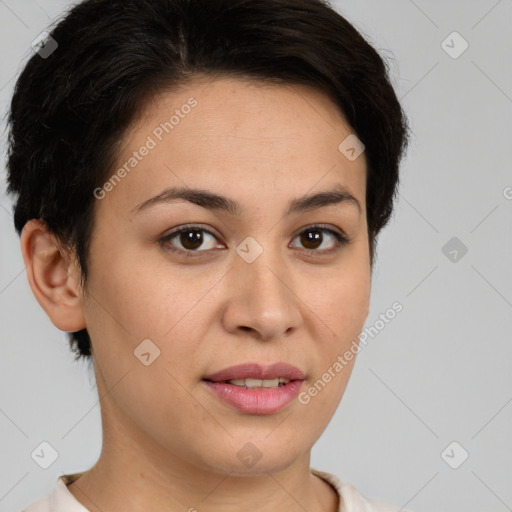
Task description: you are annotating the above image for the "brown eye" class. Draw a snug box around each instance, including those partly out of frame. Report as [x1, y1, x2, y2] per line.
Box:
[177, 229, 204, 250]
[160, 224, 350, 259]
[161, 225, 222, 257]
[290, 225, 350, 253]
[299, 228, 323, 250]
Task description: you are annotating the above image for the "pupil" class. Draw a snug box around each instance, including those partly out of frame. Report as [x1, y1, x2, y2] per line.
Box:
[302, 229, 321, 249]
[182, 230, 203, 250]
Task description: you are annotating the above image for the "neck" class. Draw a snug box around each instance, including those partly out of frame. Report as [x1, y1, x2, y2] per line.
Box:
[66, 421, 338, 512]
[67, 456, 338, 512]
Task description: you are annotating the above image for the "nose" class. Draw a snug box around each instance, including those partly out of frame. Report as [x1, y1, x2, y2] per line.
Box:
[221, 245, 303, 341]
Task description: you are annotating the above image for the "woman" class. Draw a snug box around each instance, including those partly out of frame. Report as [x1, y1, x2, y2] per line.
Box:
[6, 0, 410, 510]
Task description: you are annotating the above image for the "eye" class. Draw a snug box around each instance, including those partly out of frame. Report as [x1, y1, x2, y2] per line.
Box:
[290, 224, 351, 254]
[159, 224, 351, 258]
[160, 224, 223, 257]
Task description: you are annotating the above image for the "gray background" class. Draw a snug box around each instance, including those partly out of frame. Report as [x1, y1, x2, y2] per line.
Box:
[1, 1, 511, 511]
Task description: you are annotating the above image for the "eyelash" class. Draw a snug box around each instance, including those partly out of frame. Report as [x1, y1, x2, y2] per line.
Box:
[159, 224, 351, 259]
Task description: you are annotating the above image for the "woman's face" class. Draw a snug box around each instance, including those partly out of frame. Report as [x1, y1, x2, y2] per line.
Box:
[83, 76, 370, 476]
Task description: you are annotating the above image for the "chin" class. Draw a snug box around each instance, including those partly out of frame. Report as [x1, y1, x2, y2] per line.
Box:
[200, 441, 304, 477]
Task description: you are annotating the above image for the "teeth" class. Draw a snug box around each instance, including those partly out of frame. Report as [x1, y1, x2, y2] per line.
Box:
[227, 377, 290, 388]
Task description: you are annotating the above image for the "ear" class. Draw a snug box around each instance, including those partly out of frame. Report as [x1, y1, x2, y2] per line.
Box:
[20, 219, 86, 332]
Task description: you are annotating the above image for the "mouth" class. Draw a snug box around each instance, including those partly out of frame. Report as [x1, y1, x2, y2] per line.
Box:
[202, 362, 306, 414]
[203, 377, 293, 388]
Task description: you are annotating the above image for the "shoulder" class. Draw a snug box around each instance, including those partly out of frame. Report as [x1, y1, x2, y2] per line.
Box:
[311, 468, 412, 512]
[339, 481, 408, 512]
[22, 473, 87, 512]
[364, 496, 408, 512]
[22, 495, 51, 512]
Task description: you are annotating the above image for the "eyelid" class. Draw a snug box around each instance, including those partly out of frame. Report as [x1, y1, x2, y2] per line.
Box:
[162, 223, 219, 240]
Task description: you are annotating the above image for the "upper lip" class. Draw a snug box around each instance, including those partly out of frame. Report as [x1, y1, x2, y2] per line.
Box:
[203, 362, 306, 382]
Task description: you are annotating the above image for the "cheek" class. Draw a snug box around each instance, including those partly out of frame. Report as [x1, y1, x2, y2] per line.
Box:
[310, 262, 370, 337]
[297, 273, 368, 425]
[84, 244, 192, 343]
[301, 261, 370, 406]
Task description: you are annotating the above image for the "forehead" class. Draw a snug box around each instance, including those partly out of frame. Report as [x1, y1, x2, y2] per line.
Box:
[140, 76, 354, 144]
[97, 76, 367, 217]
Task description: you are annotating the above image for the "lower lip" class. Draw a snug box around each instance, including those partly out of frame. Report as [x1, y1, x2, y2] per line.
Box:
[202, 380, 304, 414]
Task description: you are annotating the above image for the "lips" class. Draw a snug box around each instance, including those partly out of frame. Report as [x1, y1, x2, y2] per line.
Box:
[203, 362, 306, 382]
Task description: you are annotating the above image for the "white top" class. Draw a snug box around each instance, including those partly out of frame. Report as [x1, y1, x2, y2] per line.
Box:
[22, 468, 411, 512]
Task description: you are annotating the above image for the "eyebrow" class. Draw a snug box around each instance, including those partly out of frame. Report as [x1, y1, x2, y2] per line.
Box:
[130, 183, 361, 217]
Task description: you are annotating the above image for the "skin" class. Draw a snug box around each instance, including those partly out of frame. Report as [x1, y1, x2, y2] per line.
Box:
[21, 76, 371, 512]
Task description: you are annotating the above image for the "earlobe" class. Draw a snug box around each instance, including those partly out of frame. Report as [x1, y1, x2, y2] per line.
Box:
[20, 219, 86, 333]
